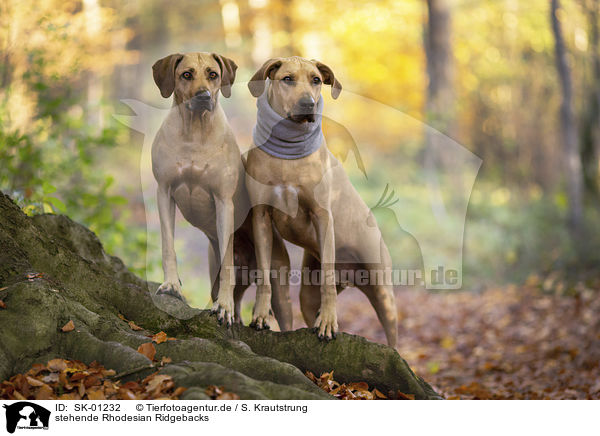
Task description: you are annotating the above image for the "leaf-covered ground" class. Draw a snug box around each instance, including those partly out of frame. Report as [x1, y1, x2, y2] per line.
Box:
[305, 371, 413, 400]
[0, 359, 240, 401]
[334, 279, 600, 399]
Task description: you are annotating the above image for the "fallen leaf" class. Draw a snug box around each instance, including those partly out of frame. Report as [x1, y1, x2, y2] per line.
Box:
[173, 386, 187, 397]
[61, 320, 75, 332]
[83, 375, 101, 388]
[0, 300, 6, 309]
[117, 388, 137, 400]
[128, 320, 143, 331]
[26, 376, 44, 387]
[373, 388, 387, 399]
[216, 392, 240, 400]
[86, 387, 106, 400]
[137, 342, 156, 361]
[160, 357, 172, 365]
[396, 391, 415, 400]
[35, 384, 55, 400]
[145, 374, 170, 390]
[152, 331, 167, 344]
[70, 372, 88, 382]
[47, 359, 67, 372]
[58, 392, 81, 400]
[42, 373, 59, 384]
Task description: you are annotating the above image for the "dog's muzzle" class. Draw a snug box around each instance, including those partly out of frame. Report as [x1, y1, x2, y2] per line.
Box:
[187, 90, 213, 113]
[288, 96, 316, 123]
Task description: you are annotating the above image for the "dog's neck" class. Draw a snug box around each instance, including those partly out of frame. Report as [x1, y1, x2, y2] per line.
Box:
[252, 84, 324, 160]
[173, 96, 221, 142]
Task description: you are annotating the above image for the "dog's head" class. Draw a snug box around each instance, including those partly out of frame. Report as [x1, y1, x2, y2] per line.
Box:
[152, 52, 237, 113]
[249, 56, 342, 123]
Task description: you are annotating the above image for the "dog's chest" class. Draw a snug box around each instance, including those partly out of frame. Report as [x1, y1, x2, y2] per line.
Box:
[171, 159, 212, 188]
[269, 182, 318, 248]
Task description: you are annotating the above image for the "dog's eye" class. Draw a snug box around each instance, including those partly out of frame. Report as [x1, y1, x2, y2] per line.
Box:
[182, 71, 193, 80]
[209, 71, 218, 80]
[312, 77, 322, 85]
[282, 76, 293, 83]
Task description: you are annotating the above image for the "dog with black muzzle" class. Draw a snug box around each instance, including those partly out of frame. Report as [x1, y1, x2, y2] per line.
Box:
[244, 56, 398, 346]
[151, 52, 292, 329]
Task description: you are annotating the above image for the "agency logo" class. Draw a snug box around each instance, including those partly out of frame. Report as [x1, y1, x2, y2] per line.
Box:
[2, 402, 50, 434]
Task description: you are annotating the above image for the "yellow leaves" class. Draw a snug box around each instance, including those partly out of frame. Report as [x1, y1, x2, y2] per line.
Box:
[440, 336, 455, 349]
[426, 361, 440, 374]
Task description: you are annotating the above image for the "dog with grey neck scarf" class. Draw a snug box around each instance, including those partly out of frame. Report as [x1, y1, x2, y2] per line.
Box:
[151, 52, 292, 330]
[244, 56, 398, 346]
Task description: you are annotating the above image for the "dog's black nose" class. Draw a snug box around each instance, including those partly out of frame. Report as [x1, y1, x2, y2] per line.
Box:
[194, 90, 211, 100]
[298, 96, 315, 110]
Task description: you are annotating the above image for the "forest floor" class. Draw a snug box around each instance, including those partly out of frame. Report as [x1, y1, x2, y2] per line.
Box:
[330, 278, 600, 399]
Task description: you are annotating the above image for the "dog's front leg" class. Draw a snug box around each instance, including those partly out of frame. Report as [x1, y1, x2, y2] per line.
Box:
[250, 204, 273, 330]
[211, 196, 235, 327]
[156, 185, 183, 299]
[311, 207, 338, 341]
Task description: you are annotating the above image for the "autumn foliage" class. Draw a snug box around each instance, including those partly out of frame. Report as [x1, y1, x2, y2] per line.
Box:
[305, 371, 412, 400]
[0, 359, 187, 400]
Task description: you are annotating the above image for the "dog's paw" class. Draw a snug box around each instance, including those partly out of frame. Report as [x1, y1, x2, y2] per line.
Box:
[211, 299, 234, 328]
[156, 281, 185, 301]
[249, 313, 271, 331]
[250, 306, 273, 331]
[313, 308, 338, 341]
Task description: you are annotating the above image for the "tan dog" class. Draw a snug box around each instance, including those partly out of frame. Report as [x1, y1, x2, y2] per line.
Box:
[151, 52, 292, 329]
[245, 56, 397, 346]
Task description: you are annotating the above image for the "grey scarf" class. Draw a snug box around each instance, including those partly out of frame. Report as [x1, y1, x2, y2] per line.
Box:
[253, 85, 324, 159]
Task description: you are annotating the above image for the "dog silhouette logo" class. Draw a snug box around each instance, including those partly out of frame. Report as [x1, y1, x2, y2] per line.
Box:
[2, 402, 50, 433]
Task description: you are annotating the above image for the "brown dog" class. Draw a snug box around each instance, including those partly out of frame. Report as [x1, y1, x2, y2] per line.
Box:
[245, 56, 397, 346]
[151, 52, 292, 329]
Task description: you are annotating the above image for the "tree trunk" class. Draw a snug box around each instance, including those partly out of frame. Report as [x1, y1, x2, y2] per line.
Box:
[424, 0, 455, 135]
[422, 0, 457, 228]
[551, 0, 584, 235]
[0, 191, 441, 400]
[580, 0, 600, 200]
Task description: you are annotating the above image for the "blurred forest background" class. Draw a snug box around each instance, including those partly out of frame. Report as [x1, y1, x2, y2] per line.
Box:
[2, 0, 600, 399]
[1, 0, 600, 296]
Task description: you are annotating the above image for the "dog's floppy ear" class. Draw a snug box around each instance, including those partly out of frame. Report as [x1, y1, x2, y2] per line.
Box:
[152, 53, 184, 98]
[314, 61, 342, 99]
[248, 58, 283, 97]
[212, 53, 238, 98]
